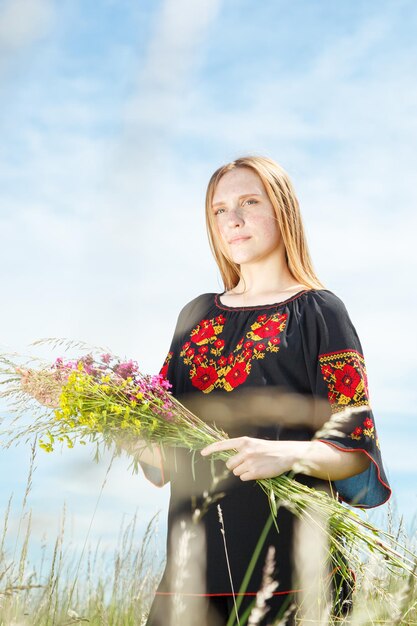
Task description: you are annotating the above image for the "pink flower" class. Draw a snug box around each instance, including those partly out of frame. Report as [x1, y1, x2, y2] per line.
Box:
[101, 353, 112, 364]
[115, 360, 138, 379]
[150, 374, 172, 390]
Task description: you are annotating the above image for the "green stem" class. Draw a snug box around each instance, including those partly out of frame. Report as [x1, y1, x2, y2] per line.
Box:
[225, 513, 274, 626]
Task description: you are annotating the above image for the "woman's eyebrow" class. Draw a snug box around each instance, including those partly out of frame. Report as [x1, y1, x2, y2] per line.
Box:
[212, 192, 263, 208]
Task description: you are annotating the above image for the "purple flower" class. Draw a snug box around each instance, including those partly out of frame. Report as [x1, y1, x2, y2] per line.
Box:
[115, 360, 139, 380]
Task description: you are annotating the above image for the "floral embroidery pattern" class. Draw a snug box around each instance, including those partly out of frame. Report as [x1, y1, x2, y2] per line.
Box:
[180, 312, 288, 393]
[160, 351, 173, 379]
[350, 417, 375, 441]
[350, 415, 380, 448]
[319, 349, 369, 412]
[319, 349, 379, 445]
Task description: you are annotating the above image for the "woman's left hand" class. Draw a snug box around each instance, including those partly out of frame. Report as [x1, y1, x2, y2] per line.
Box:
[201, 436, 300, 481]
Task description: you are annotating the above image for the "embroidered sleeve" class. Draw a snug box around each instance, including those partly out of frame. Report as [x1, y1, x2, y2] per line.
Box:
[301, 291, 391, 509]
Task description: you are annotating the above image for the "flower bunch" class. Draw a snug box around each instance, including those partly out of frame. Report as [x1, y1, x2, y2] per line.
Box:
[19, 352, 226, 457]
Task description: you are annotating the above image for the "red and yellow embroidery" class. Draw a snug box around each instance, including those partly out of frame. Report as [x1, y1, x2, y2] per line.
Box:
[319, 349, 369, 411]
[350, 417, 375, 441]
[319, 349, 378, 445]
[160, 351, 173, 379]
[180, 312, 288, 393]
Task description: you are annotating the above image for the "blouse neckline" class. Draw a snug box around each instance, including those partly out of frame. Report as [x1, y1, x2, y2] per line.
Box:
[214, 289, 314, 311]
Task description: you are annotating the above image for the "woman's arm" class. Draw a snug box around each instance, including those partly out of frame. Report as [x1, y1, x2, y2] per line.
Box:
[114, 436, 165, 470]
[201, 436, 371, 482]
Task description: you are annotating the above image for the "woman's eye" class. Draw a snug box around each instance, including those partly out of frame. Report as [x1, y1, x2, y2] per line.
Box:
[214, 208, 225, 215]
[245, 199, 258, 205]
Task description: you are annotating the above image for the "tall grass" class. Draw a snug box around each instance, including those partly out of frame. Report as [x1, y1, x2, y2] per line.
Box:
[0, 450, 163, 626]
[0, 451, 416, 625]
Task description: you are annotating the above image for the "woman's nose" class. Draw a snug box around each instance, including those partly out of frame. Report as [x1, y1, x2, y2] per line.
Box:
[228, 207, 245, 227]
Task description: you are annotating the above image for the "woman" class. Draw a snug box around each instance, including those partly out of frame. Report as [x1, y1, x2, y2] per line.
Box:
[140, 156, 391, 625]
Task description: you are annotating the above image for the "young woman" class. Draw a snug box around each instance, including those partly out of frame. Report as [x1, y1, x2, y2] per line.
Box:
[140, 156, 392, 626]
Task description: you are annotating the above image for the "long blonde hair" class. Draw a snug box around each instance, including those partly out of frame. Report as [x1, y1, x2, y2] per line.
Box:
[205, 155, 325, 291]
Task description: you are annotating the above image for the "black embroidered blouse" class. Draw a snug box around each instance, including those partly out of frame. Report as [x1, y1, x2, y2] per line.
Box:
[143, 288, 391, 603]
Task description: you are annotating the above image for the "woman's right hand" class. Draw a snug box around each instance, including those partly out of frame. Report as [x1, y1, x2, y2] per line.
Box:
[15, 367, 61, 408]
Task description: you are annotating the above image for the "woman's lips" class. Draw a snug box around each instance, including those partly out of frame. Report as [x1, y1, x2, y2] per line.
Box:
[229, 236, 251, 244]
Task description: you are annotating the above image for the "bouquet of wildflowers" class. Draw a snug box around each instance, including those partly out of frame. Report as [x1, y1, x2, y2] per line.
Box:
[0, 349, 227, 461]
[0, 345, 415, 583]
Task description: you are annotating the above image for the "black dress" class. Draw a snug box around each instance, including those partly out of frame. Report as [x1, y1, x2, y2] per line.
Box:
[143, 289, 391, 626]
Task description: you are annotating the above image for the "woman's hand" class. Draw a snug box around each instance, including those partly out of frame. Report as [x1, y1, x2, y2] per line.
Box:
[201, 436, 372, 482]
[201, 436, 300, 481]
[15, 367, 61, 408]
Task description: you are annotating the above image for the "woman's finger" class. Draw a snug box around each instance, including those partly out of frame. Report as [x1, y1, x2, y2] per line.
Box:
[201, 437, 245, 456]
[225, 451, 246, 471]
[238, 471, 253, 482]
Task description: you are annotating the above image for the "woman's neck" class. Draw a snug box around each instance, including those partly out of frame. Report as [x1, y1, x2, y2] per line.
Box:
[230, 251, 300, 297]
[223, 252, 308, 306]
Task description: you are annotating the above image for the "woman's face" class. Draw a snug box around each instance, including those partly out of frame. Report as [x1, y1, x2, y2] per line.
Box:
[211, 167, 282, 266]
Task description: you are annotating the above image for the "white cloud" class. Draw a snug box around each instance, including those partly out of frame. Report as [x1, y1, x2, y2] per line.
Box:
[0, 0, 53, 55]
[126, 0, 222, 125]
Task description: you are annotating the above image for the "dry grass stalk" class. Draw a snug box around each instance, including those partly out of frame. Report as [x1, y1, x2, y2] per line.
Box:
[169, 518, 206, 626]
[218, 504, 240, 625]
[247, 545, 278, 625]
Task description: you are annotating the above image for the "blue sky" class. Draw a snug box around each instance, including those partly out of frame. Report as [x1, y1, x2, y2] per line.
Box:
[0, 0, 416, 568]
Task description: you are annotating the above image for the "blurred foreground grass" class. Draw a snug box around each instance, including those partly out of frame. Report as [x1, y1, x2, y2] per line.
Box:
[0, 502, 162, 626]
[0, 451, 416, 626]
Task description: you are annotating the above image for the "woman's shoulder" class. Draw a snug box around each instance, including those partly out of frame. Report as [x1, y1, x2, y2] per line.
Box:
[303, 288, 349, 312]
[299, 289, 357, 339]
[178, 292, 216, 316]
[175, 292, 216, 333]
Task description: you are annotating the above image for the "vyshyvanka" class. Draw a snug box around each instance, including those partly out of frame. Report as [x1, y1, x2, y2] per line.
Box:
[142, 289, 391, 626]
